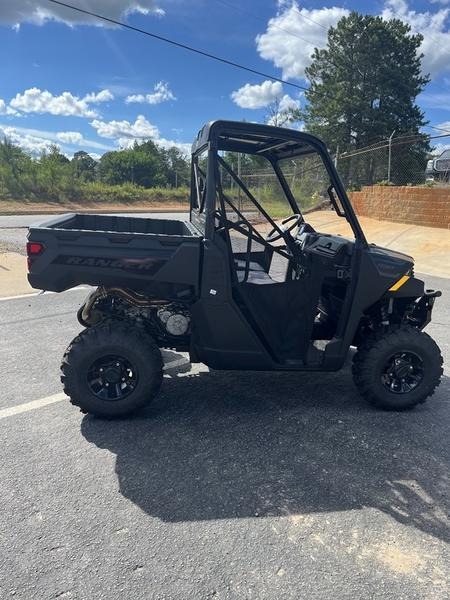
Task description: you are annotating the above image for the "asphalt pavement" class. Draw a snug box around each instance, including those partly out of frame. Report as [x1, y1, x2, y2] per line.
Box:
[0, 274, 449, 599]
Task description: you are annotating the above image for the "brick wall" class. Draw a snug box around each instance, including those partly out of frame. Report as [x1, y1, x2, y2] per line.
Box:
[348, 186, 450, 229]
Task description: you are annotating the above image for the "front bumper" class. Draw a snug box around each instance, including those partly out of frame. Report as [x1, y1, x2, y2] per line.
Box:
[410, 289, 442, 329]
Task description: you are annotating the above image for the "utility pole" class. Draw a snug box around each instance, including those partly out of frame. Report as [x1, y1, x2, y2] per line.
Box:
[334, 145, 339, 169]
[388, 130, 396, 184]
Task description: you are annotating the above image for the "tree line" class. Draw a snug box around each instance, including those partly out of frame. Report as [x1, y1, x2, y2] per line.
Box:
[0, 138, 190, 203]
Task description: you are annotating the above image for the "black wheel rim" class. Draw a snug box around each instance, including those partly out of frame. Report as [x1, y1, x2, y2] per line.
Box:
[381, 351, 424, 394]
[87, 354, 138, 401]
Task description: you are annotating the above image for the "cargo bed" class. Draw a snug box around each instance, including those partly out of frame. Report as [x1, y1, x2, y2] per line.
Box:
[27, 213, 203, 298]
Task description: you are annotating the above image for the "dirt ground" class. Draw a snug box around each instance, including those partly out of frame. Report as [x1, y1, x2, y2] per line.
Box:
[0, 200, 186, 216]
[1, 210, 449, 298]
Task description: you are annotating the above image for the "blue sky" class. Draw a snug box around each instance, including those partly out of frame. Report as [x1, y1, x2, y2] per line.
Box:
[1, 0, 450, 158]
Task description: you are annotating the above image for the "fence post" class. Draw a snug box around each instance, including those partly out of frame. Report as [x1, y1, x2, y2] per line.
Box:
[387, 130, 396, 183]
[237, 152, 242, 212]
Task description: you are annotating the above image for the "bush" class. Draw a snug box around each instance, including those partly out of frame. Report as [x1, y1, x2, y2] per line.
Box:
[71, 182, 190, 205]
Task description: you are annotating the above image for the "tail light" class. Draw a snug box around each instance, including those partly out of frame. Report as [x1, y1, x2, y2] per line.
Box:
[26, 241, 45, 270]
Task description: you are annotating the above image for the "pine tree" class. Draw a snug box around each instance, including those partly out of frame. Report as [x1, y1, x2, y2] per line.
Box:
[302, 12, 430, 185]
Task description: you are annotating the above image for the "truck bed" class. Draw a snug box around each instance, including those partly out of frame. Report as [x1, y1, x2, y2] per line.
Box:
[27, 213, 203, 298]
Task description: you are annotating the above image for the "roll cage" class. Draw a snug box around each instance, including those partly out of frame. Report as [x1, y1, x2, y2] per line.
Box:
[190, 120, 367, 247]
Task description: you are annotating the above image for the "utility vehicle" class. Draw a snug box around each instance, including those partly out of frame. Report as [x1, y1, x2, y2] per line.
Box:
[425, 149, 450, 182]
[27, 121, 443, 417]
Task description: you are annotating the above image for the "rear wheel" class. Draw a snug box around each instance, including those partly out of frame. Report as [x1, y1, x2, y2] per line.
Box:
[61, 322, 163, 417]
[352, 326, 443, 410]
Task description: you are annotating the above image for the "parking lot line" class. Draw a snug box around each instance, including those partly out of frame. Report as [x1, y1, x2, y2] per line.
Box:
[0, 358, 192, 420]
[0, 286, 89, 302]
[0, 393, 67, 420]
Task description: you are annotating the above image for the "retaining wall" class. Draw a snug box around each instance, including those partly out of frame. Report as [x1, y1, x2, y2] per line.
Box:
[348, 186, 450, 229]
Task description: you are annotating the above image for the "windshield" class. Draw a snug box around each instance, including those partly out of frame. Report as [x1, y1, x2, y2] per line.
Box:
[217, 151, 295, 225]
[216, 147, 354, 235]
[278, 154, 331, 212]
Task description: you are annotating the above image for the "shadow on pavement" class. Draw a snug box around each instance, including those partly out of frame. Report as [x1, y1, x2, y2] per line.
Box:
[81, 358, 450, 544]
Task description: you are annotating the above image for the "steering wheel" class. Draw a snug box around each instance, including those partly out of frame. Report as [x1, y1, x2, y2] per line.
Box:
[266, 214, 303, 244]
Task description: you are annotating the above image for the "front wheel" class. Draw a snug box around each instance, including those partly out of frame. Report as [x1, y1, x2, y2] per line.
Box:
[61, 322, 163, 418]
[352, 326, 443, 410]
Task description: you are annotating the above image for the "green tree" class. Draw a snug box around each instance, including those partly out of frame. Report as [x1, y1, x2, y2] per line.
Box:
[163, 147, 190, 188]
[37, 145, 72, 200]
[71, 151, 97, 182]
[0, 137, 36, 198]
[301, 12, 430, 185]
[98, 141, 169, 188]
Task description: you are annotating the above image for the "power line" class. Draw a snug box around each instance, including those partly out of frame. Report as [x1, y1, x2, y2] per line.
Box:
[289, 5, 328, 30]
[45, 0, 308, 92]
[423, 123, 450, 136]
[213, 0, 321, 47]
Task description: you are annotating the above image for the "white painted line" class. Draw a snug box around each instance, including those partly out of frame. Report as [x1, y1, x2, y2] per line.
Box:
[0, 393, 67, 420]
[0, 291, 45, 301]
[0, 359, 192, 420]
[0, 286, 89, 302]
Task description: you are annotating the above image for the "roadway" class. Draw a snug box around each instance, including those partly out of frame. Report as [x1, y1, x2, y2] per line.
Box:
[0, 272, 449, 599]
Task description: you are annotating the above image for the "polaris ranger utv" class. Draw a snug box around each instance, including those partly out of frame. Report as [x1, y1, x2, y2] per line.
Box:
[27, 121, 443, 417]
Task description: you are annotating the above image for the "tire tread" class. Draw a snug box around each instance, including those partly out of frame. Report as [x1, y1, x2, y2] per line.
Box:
[61, 322, 163, 417]
[352, 325, 443, 410]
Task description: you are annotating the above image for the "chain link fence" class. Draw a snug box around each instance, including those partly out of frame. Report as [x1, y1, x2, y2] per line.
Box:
[230, 133, 450, 209]
[336, 132, 450, 189]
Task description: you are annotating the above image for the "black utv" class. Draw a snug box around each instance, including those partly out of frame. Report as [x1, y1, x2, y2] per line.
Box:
[27, 121, 443, 417]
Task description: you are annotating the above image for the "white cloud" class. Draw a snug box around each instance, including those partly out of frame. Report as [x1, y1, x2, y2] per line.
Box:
[83, 89, 114, 104]
[278, 93, 300, 113]
[231, 80, 283, 108]
[7, 87, 114, 118]
[0, 125, 58, 156]
[155, 138, 191, 156]
[0, 98, 20, 116]
[90, 114, 160, 141]
[382, 0, 450, 77]
[266, 94, 301, 127]
[125, 81, 176, 105]
[0, 124, 113, 154]
[231, 81, 301, 125]
[10, 88, 97, 117]
[0, 1, 164, 28]
[256, 4, 349, 80]
[90, 114, 190, 154]
[56, 131, 84, 145]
